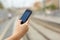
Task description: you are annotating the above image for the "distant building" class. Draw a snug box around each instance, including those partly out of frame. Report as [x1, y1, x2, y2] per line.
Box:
[32, 2, 42, 11]
[53, 0, 60, 8]
[45, 0, 53, 6]
[46, 0, 60, 8]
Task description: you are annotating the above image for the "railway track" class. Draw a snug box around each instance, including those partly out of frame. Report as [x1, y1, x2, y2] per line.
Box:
[21, 17, 60, 40]
[30, 24, 50, 40]
[31, 18, 60, 33]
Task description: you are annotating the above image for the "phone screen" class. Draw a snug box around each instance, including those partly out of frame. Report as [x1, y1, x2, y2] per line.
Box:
[20, 9, 32, 24]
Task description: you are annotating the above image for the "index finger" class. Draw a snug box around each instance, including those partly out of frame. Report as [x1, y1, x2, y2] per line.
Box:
[22, 19, 30, 25]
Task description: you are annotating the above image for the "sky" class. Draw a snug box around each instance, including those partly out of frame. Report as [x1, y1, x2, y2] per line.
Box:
[0, 0, 44, 8]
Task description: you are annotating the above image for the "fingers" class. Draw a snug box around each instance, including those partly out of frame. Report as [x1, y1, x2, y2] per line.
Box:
[23, 19, 29, 26]
[17, 20, 22, 25]
[17, 19, 29, 26]
[22, 20, 29, 31]
[25, 19, 29, 25]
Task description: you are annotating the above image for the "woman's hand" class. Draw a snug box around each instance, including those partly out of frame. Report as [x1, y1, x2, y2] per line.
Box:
[5, 20, 29, 40]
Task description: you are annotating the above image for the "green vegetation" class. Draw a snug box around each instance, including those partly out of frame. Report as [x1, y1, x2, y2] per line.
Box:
[46, 4, 57, 10]
[0, 2, 4, 9]
[43, 4, 57, 10]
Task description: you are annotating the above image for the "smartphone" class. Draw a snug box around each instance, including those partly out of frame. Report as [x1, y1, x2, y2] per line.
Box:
[20, 9, 32, 24]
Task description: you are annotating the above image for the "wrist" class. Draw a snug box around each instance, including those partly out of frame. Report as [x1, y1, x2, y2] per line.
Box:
[5, 34, 20, 40]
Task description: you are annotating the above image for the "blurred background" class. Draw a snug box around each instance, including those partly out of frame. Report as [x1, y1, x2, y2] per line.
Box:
[0, 0, 60, 40]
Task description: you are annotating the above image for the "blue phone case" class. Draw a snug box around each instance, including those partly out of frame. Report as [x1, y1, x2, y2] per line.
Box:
[20, 9, 32, 24]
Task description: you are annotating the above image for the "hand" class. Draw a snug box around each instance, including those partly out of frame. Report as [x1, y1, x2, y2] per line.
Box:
[5, 20, 29, 40]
